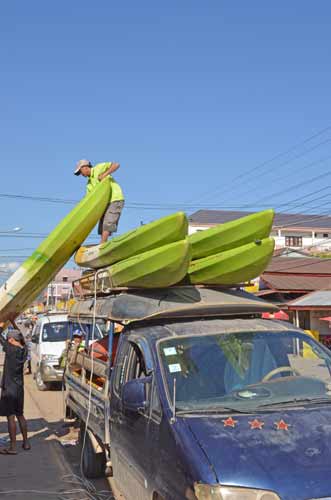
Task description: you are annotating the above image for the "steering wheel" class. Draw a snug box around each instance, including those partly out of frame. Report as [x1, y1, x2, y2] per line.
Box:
[262, 366, 300, 382]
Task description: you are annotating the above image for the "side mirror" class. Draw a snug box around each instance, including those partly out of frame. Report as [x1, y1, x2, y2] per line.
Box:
[31, 334, 37, 344]
[122, 377, 151, 413]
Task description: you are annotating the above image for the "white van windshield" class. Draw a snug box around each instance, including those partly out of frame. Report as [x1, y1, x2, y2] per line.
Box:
[42, 322, 69, 342]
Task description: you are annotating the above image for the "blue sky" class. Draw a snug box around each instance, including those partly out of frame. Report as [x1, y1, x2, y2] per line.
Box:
[0, 0, 330, 270]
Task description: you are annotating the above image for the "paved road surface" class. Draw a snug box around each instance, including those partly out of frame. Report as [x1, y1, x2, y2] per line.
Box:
[0, 350, 114, 500]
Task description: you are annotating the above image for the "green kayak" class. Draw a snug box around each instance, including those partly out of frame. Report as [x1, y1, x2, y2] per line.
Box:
[75, 211, 188, 269]
[188, 237, 275, 285]
[0, 179, 111, 322]
[91, 239, 191, 289]
[189, 209, 274, 259]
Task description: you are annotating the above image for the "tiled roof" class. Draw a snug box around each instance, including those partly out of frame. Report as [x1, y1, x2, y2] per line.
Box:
[189, 209, 331, 230]
[272, 248, 311, 257]
[265, 257, 331, 274]
[288, 290, 331, 307]
[261, 274, 331, 291]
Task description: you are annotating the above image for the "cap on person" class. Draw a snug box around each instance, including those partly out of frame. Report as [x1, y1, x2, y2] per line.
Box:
[74, 159, 92, 176]
[7, 330, 24, 342]
[73, 329, 83, 337]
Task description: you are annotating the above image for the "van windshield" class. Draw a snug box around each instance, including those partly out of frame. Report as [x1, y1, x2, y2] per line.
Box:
[42, 322, 69, 342]
[159, 331, 331, 412]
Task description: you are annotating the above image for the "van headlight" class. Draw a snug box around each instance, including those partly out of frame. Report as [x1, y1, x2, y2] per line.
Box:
[194, 484, 280, 500]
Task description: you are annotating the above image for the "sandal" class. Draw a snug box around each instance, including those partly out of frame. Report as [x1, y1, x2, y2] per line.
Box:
[22, 441, 31, 451]
[0, 448, 17, 455]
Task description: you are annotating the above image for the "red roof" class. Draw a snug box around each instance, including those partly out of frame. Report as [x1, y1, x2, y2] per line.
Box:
[261, 274, 331, 292]
[265, 257, 331, 274]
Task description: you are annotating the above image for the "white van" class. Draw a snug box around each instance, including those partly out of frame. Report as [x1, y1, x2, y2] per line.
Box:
[31, 313, 104, 391]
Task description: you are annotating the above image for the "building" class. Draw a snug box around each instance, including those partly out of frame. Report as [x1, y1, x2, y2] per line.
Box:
[256, 254, 331, 345]
[288, 291, 331, 345]
[257, 254, 331, 307]
[260, 255, 331, 298]
[44, 268, 82, 307]
[189, 210, 331, 251]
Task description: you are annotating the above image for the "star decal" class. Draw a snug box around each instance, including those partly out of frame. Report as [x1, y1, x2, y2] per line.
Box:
[222, 417, 238, 428]
[275, 419, 290, 431]
[249, 419, 264, 430]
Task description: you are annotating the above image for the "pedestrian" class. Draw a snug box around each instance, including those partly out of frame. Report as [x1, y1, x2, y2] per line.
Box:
[0, 324, 30, 454]
[74, 159, 125, 243]
[25, 333, 32, 375]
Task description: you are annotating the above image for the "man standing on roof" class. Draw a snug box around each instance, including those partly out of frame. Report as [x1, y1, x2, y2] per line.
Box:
[74, 159, 125, 243]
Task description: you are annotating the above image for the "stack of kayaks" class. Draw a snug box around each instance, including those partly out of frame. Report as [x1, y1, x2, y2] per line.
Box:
[75, 211, 189, 269]
[79, 239, 191, 292]
[187, 209, 275, 285]
[0, 180, 275, 322]
[188, 238, 274, 285]
[76, 212, 191, 289]
[75, 208, 275, 291]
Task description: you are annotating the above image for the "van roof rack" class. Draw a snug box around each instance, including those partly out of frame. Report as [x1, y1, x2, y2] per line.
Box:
[69, 285, 278, 324]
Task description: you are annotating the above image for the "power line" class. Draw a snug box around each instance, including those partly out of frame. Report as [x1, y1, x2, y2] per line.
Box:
[274, 186, 331, 208]
[273, 209, 331, 230]
[242, 171, 331, 208]
[0, 248, 35, 252]
[185, 125, 331, 205]
[0, 189, 329, 212]
[0, 255, 35, 259]
[219, 154, 331, 207]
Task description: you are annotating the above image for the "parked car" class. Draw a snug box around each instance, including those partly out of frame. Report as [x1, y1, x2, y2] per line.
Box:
[31, 313, 103, 390]
[65, 286, 331, 500]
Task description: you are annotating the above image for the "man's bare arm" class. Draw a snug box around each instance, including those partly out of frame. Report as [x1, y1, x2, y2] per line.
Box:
[98, 162, 120, 181]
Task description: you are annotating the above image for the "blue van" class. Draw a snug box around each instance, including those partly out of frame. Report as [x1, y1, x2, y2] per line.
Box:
[65, 287, 331, 500]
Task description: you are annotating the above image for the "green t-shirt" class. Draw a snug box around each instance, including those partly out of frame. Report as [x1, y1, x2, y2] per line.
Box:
[86, 162, 124, 203]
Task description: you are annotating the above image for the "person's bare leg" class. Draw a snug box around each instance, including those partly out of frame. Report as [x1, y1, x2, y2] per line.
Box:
[17, 415, 30, 449]
[7, 415, 17, 453]
[100, 230, 111, 244]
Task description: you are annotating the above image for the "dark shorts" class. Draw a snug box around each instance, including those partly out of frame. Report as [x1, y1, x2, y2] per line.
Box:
[0, 386, 24, 417]
[98, 200, 124, 235]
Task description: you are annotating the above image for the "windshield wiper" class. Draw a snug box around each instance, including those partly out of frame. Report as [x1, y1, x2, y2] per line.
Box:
[176, 406, 251, 415]
[258, 397, 331, 410]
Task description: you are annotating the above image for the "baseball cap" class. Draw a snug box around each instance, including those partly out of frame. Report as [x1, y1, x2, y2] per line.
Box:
[73, 329, 83, 337]
[7, 329, 24, 342]
[74, 159, 92, 176]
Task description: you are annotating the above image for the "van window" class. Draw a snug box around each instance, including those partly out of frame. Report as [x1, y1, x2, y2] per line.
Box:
[113, 338, 130, 396]
[70, 322, 104, 342]
[126, 343, 148, 381]
[42, 322, 69, 342]
[33, 323, 41, 343]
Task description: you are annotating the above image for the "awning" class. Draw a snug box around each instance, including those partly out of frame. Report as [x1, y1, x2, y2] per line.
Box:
[262, 310, 289, 321]
[320, 316, 331, 322]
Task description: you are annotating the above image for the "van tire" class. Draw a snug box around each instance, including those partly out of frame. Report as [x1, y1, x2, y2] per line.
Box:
[79, 426, 106, 479]
[35, 368, 48, 391]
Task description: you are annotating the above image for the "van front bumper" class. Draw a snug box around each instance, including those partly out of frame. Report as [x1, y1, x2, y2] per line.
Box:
[40, 362, 64, 382]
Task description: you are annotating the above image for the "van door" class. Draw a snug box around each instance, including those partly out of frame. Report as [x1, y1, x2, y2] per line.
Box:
[110, 338, 155, 500]
[30, 322, 41, 374]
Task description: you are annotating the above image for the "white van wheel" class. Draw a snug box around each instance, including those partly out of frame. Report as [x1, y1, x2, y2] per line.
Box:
[36, 368, 48, 391]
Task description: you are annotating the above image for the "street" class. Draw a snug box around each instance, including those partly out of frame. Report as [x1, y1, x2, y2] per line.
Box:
[0, 351, 113, 500]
